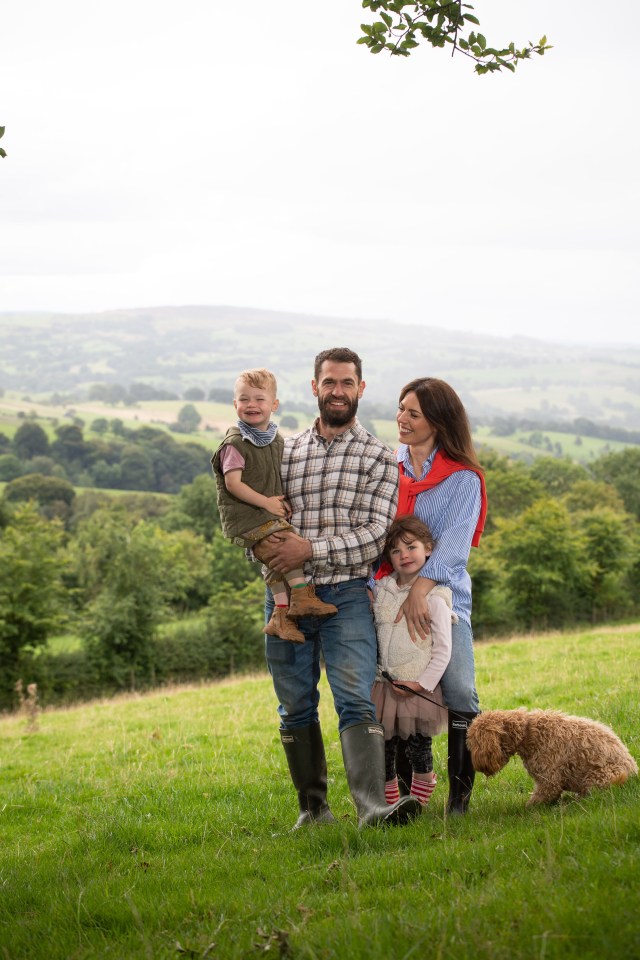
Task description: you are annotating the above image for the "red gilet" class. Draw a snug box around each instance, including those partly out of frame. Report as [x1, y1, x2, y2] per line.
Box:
[374, 448, 487, 580]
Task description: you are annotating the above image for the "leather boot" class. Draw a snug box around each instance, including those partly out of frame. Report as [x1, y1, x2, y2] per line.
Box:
[288, 584, 338, 619]
[280, 724, 336, 828]
[264, 608, 305, 644]
[340, 722, 422, 828]
[447, 711, 478, 815]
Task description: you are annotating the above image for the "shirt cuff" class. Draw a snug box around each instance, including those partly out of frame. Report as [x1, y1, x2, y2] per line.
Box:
[309, 538, 329, 564]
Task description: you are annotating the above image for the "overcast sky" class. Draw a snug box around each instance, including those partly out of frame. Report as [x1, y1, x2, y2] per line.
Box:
[1, 1, 639, 345]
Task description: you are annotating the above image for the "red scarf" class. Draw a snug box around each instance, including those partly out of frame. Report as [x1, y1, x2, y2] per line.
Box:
[374, 449, 487, 579]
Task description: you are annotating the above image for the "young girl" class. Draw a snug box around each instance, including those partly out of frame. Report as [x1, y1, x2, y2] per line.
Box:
[371, 516, 455, 807]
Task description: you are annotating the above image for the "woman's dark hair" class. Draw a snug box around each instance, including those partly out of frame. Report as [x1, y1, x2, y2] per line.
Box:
[383, 515, 435, 561]
[399, 377, 482, 472]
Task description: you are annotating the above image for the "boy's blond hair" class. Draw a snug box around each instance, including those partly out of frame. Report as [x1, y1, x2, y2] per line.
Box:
[234, 368, 278, 397]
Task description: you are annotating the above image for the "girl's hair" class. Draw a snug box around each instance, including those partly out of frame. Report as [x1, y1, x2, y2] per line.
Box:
[383, 515, 435, 560]
[234, 368, 277, 396]
[399, 377, 482, 472]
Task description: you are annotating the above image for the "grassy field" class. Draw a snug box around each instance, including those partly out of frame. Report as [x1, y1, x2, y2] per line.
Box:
[1, 625, 638, 959]
[473, 425, 632, 465]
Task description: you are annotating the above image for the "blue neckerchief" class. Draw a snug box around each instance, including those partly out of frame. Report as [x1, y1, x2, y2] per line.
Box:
[237, 420, 278, 447]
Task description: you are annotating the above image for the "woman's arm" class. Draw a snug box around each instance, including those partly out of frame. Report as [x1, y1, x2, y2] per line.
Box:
[400, 473, 481, 641]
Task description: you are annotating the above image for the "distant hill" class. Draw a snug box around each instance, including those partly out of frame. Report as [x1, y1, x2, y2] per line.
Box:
[1, 305, 640, 427]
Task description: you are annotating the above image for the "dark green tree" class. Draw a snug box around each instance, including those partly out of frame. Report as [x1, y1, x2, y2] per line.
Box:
[3, 474, 76, 522]
[0, 455, 22, 481]
[72, 508, 211, 688]
[493, 499, 592, 631]
[161, 474, 220, 542]
[592, 448, 640, 520]
[0, 504, 68, 701]
[174, 404, 202, 434]
[480, 451, 544, 533]
[575, 508, 634, 622]
[529, 456, 589, 497]
[13, 422, 50, 460]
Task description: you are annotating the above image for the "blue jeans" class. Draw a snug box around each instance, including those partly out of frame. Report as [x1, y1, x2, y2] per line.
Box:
[265, 579, 378, 733]
[438, 618, 480, 713]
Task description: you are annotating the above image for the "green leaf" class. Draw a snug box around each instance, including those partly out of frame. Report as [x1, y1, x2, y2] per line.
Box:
[0, 126, 5, 139]
[477, 33, 486, 49]
[458, 38, 469, 50]
[0, 147, 6, 158]
[371, 42, 386, 53]
[360, 23, 373, 35]
[381, 11, 393, 28]
[465, 14, 480, 25]
[539, 35, 547, 46]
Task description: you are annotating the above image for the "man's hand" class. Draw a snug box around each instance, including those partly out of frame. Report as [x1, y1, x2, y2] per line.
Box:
[395, 576, 437, 643]
[254, 530, 313, 574]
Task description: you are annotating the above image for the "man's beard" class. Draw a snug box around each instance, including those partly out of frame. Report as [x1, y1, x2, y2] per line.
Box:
[317, 394, 359, 427]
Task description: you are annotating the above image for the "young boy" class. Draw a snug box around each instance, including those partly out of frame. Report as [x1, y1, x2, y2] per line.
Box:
[211, 368, 337, 643]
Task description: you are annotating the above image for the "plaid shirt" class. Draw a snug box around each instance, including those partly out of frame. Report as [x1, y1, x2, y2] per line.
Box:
[282, 418, 399, 584]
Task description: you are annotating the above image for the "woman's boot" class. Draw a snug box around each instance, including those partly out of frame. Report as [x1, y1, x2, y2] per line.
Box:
[280, 724, 336, 828]
[340, 722, 422, 827]
[447, 712, 478, 815]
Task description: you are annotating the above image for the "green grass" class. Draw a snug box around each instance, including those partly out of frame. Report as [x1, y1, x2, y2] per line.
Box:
[473, 425, 633, 464]
[1, 625, 638, 959]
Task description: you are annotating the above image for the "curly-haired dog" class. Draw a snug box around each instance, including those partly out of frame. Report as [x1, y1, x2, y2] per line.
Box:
[466, 709, 638, 805]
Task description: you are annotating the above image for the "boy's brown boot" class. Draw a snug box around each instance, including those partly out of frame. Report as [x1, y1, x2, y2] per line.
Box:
[263, 608, 305, 644]
[288, 585, 338, 619]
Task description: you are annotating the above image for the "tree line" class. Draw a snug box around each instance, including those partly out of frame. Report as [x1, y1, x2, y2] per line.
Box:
[0, 420, 210, 495]
[1, 444, 639, 711]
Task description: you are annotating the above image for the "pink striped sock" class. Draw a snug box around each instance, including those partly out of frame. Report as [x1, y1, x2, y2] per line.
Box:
[385, 777, 400, 805]
[411, 774, 437, 806]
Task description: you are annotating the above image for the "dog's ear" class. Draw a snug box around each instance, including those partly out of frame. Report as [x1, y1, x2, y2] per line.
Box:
[467, 717, 508, 776]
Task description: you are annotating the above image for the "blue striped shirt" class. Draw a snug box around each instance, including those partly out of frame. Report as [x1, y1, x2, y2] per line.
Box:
[397, 444, 481, 626]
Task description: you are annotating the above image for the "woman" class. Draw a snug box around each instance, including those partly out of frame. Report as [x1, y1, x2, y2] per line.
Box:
[388, 377, 487, 815]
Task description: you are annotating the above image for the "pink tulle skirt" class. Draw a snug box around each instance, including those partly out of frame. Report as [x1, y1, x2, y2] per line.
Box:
[371, 680, 448, 740]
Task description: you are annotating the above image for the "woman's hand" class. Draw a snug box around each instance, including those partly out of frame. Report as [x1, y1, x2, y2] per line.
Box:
[395, 576, 438, 643]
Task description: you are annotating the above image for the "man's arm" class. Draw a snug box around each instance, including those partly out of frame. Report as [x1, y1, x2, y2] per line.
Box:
[256, 445, 399, 575]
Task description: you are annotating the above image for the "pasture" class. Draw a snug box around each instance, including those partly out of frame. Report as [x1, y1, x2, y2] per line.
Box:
[1, 625, 638, 959]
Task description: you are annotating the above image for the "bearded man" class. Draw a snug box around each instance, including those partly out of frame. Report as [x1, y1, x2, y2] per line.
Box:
[254, 347, 422, 828]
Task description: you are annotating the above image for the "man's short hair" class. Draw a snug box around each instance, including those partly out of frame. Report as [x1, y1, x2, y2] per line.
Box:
[234, 368, 278, 396]
[314, 348, 363, 383]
